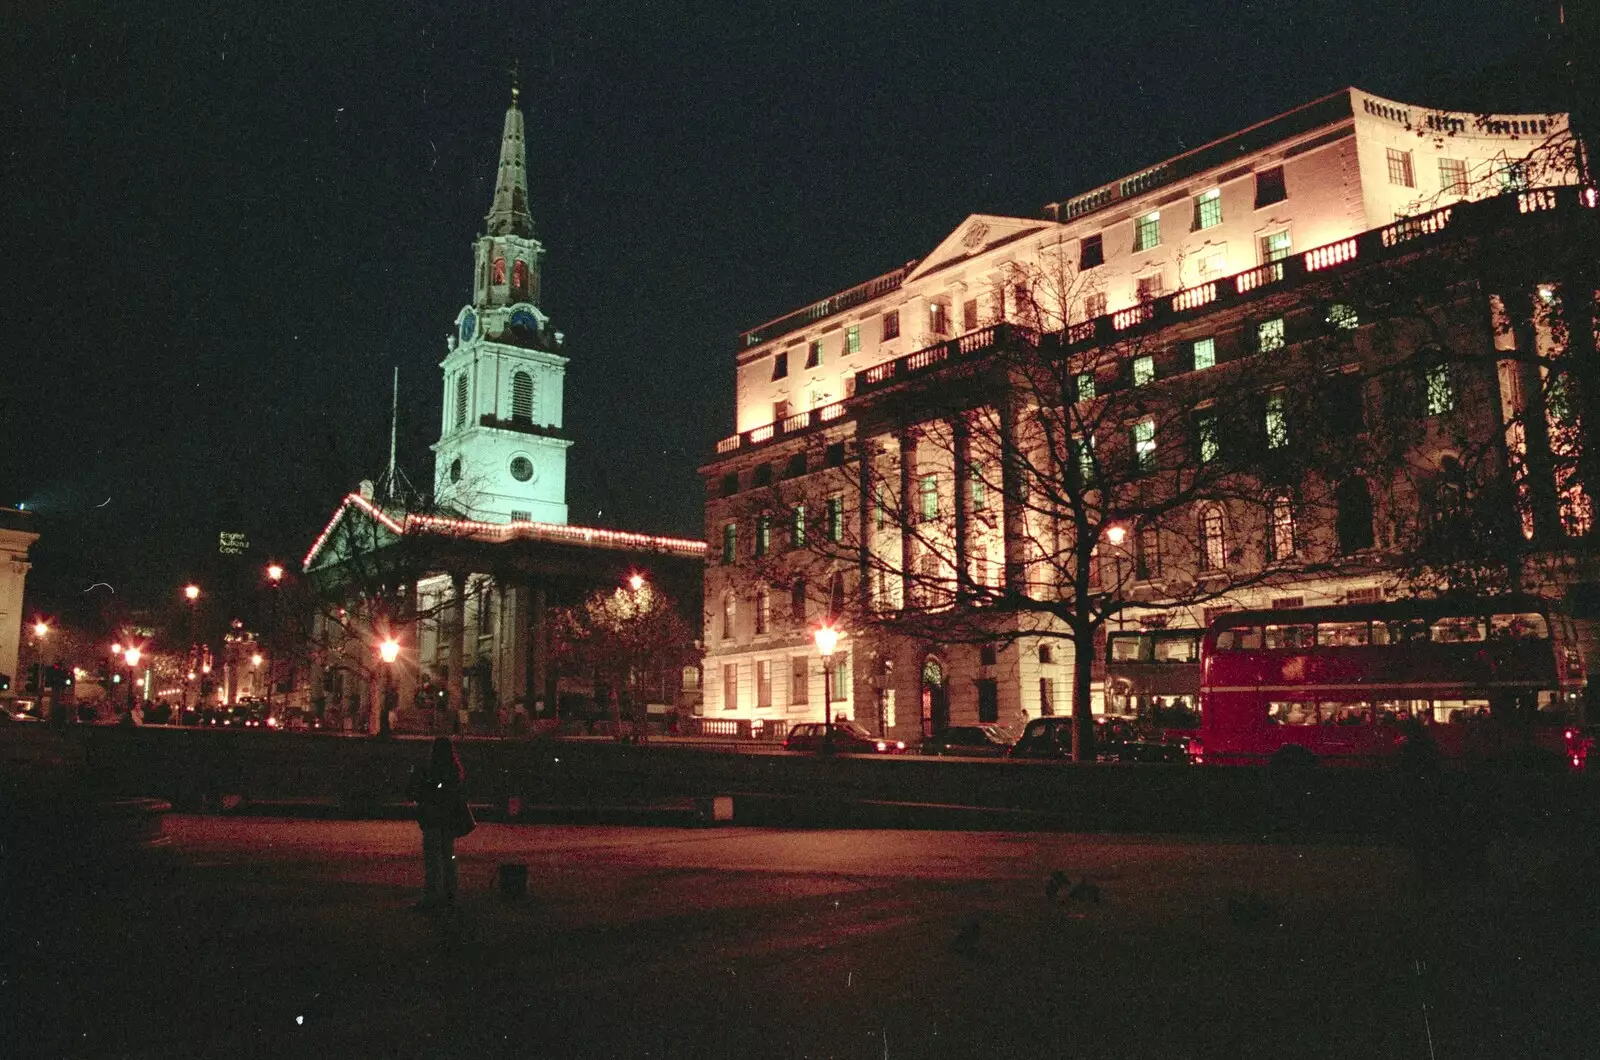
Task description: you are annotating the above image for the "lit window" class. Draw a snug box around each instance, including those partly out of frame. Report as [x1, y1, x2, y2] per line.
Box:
[919, 474, 939, 522]
[512, 258, 528, 291]
[1192, 337, 1216, 371]
[1498, 162, 1528, 191]
[1386, 148, 1415, 188]
[1134, 212, 1161, 252]
[845, 325, 861, 353]
[1132, 418, 1156, 473]
[1426, 363, 1455, 416]
[755, 515, 770, 557]
[1193, 188, 1222, 230]
[1268, 493, 1296, 561]
[1133, 355, 1155, 387]
[1136, 273, 1164, 302]
[1326, 303, 1359, 330]
[969, 465, 987, 510]
[1258, 317, 1286, 352]
[929, 302, 950, 336]
[722, 595, 736, 640]
[805, 340, 822, 369]
[1438, 157, 1467, 195]
[1254, 166, 1287, 208]
[1195, 410, 1220, 464]
[1259, 230, 1292, 264]
[1199, 506, 1226, 570]
[1075, 434, 1096, 484]
[792, 504, 806, 548]
[1080, 234, 1104, 269]
[492, 258, 507, 285]
[771, 352, 788, 380]
[881, 311, 900, 340]
[827, 495, 844, 542]
[755, 589, 770, 635]
[1266, 391, 1288, 449]
[1075, 372, 1097, 402]
[722, 523, 737, 564]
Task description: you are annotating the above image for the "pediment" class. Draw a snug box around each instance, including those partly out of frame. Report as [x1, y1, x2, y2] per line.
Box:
[903, 214, 1056, 284]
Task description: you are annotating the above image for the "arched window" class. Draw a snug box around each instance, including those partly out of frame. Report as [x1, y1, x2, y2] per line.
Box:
[1267, 492, 1296, 562]
[721, 593, 736, 641]
[512, 259, 528, 292]
[492, 258, 507, 285]
[511, 370, 534, 422]
[455, 374, 469, 430]
[1336, 477, 1375, 554]
[1198, 504, 1226, 571]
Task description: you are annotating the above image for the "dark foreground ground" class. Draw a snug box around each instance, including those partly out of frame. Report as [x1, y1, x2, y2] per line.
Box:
[7, 817, 1600, 1059]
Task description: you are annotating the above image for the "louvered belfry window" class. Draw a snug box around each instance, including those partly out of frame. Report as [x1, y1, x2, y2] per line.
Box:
[511, 370, 534, 422]
[455, 374, 469, 430]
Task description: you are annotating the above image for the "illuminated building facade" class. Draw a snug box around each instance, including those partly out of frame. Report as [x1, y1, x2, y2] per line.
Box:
[702, 87, 1592, 738]
[0, 507, 40, 698]
[303, 86, 703, 733]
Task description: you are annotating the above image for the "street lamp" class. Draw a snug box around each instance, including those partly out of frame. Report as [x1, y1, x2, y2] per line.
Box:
[266, 564, 284, 584]
[378, 637, 400, 738]
[628, 572, 645, 592]
[813, 623, 840, 751]
[184, 584, 200, 602]
[1104, 524, 1129, 632]
[123, 647, 141, 712]
[30, 621, 49, 716]
[264, 564, 284, 718]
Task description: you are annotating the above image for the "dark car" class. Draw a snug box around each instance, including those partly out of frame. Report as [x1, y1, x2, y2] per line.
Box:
[921, 725, 1016, 757]
[784, 721, 908, 754]
[1008, 716, 1191, 763]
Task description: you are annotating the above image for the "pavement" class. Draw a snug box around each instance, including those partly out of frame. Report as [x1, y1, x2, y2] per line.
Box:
[8, 816, 1600, 1059]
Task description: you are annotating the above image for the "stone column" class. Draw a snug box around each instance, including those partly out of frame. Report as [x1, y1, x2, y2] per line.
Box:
[999, 394, 1027, 593]
[899, 431, 918, 606]
[952, 413, 972, 602]
[447, 572, 467, 731]
[855, 430, 874, 614]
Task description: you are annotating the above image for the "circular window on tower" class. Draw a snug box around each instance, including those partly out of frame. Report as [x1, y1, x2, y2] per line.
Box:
[450, 458, 463, 484]
[509, 455, 535, 482]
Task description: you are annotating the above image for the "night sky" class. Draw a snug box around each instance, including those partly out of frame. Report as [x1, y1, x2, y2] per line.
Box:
[1, 0, 1563, 621]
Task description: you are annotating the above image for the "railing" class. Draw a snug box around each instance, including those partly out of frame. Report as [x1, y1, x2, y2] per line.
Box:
[1380, 204, 1453, 247]
[1303, 238, 1358, 272]
[1171, 282, 1219, 312]
[739, 264, 914, 348]
[817, 401, 846, 423]
[1234, 260, 1286, 293]
[686, 717, 789, 741]
[1067, 319, 1099, 344]
[1518, 188, 1559, 213]
[1112, 303, 1155, 330]
[715, 435, 740, 454]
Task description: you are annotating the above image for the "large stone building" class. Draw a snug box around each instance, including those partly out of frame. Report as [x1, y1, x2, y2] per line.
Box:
[303, 84, 704, 732]
[0, 506, 40, 699]
[701, 87, 1593, 741]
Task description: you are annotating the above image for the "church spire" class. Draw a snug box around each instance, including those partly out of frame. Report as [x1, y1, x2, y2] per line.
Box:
[485, 68, 535, 238]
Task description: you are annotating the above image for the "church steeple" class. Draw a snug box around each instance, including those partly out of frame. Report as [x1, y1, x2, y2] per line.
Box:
[485, 72, 535, 239]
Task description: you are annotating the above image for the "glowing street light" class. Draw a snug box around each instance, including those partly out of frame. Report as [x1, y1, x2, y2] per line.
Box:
[123, 647, 141, 667]
[378, 638, 400, 664]
[32, 620, 49, 639]
[266, 563, 284, 583]
[1104, 523, 1130, 631]
[251, 652, 263, 667]
[184, 584, 200, 601]
[628, 573, 645, 592]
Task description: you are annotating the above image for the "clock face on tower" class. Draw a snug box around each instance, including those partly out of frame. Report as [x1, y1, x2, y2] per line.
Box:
[510, 309, 537, 335]
[460, 311, 477, 345]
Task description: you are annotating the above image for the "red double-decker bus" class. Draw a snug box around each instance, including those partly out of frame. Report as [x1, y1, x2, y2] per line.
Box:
[1196, 595, 1590, 768]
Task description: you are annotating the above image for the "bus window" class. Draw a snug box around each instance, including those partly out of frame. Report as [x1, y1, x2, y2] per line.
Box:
[1432, 699, 1490, 724]
[1319, 621, 1369, 647]
[1217, 627, 1262, 651]
[1153, 633, 1199, 663]
[1488, 612, 1549, 639]
[1387, 618, 1430, 644]
[1264, 624, 1316, 650]
[1430, 616, 1486, 643]
[1268, 701, 1319, 725]
[1323, 702, 1371, 726]
[1108, 634, 1148, 663]
[1374, 699, 1426, 724]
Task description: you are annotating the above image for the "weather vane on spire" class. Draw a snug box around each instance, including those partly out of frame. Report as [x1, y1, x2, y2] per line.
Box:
[509, 58, 520, 104]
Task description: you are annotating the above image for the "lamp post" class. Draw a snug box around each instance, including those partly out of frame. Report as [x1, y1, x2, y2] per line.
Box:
[182, 584, 201, 716]
[813, 623, 839, 752]
[30, 621, 50, 719]
[378, 636, 400, 738]
[1104, 524, 1128, 632]
[264, 564, 283, 719]
[123, 647, 141, 713]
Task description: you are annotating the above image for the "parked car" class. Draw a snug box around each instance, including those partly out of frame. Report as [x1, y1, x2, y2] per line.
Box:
[784, 721, 908, 754]
[1008, 716, 1191, 763]
[921, 725, 1017, 757]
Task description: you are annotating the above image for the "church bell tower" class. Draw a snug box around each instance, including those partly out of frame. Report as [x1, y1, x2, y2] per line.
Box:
[432, 77, 571, 524]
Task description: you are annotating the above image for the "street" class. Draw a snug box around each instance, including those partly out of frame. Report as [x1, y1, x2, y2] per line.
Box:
[11, 817, 1599, 1059]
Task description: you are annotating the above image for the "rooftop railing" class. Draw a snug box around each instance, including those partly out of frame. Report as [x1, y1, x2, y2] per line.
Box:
[712, 185, 1594, 460]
